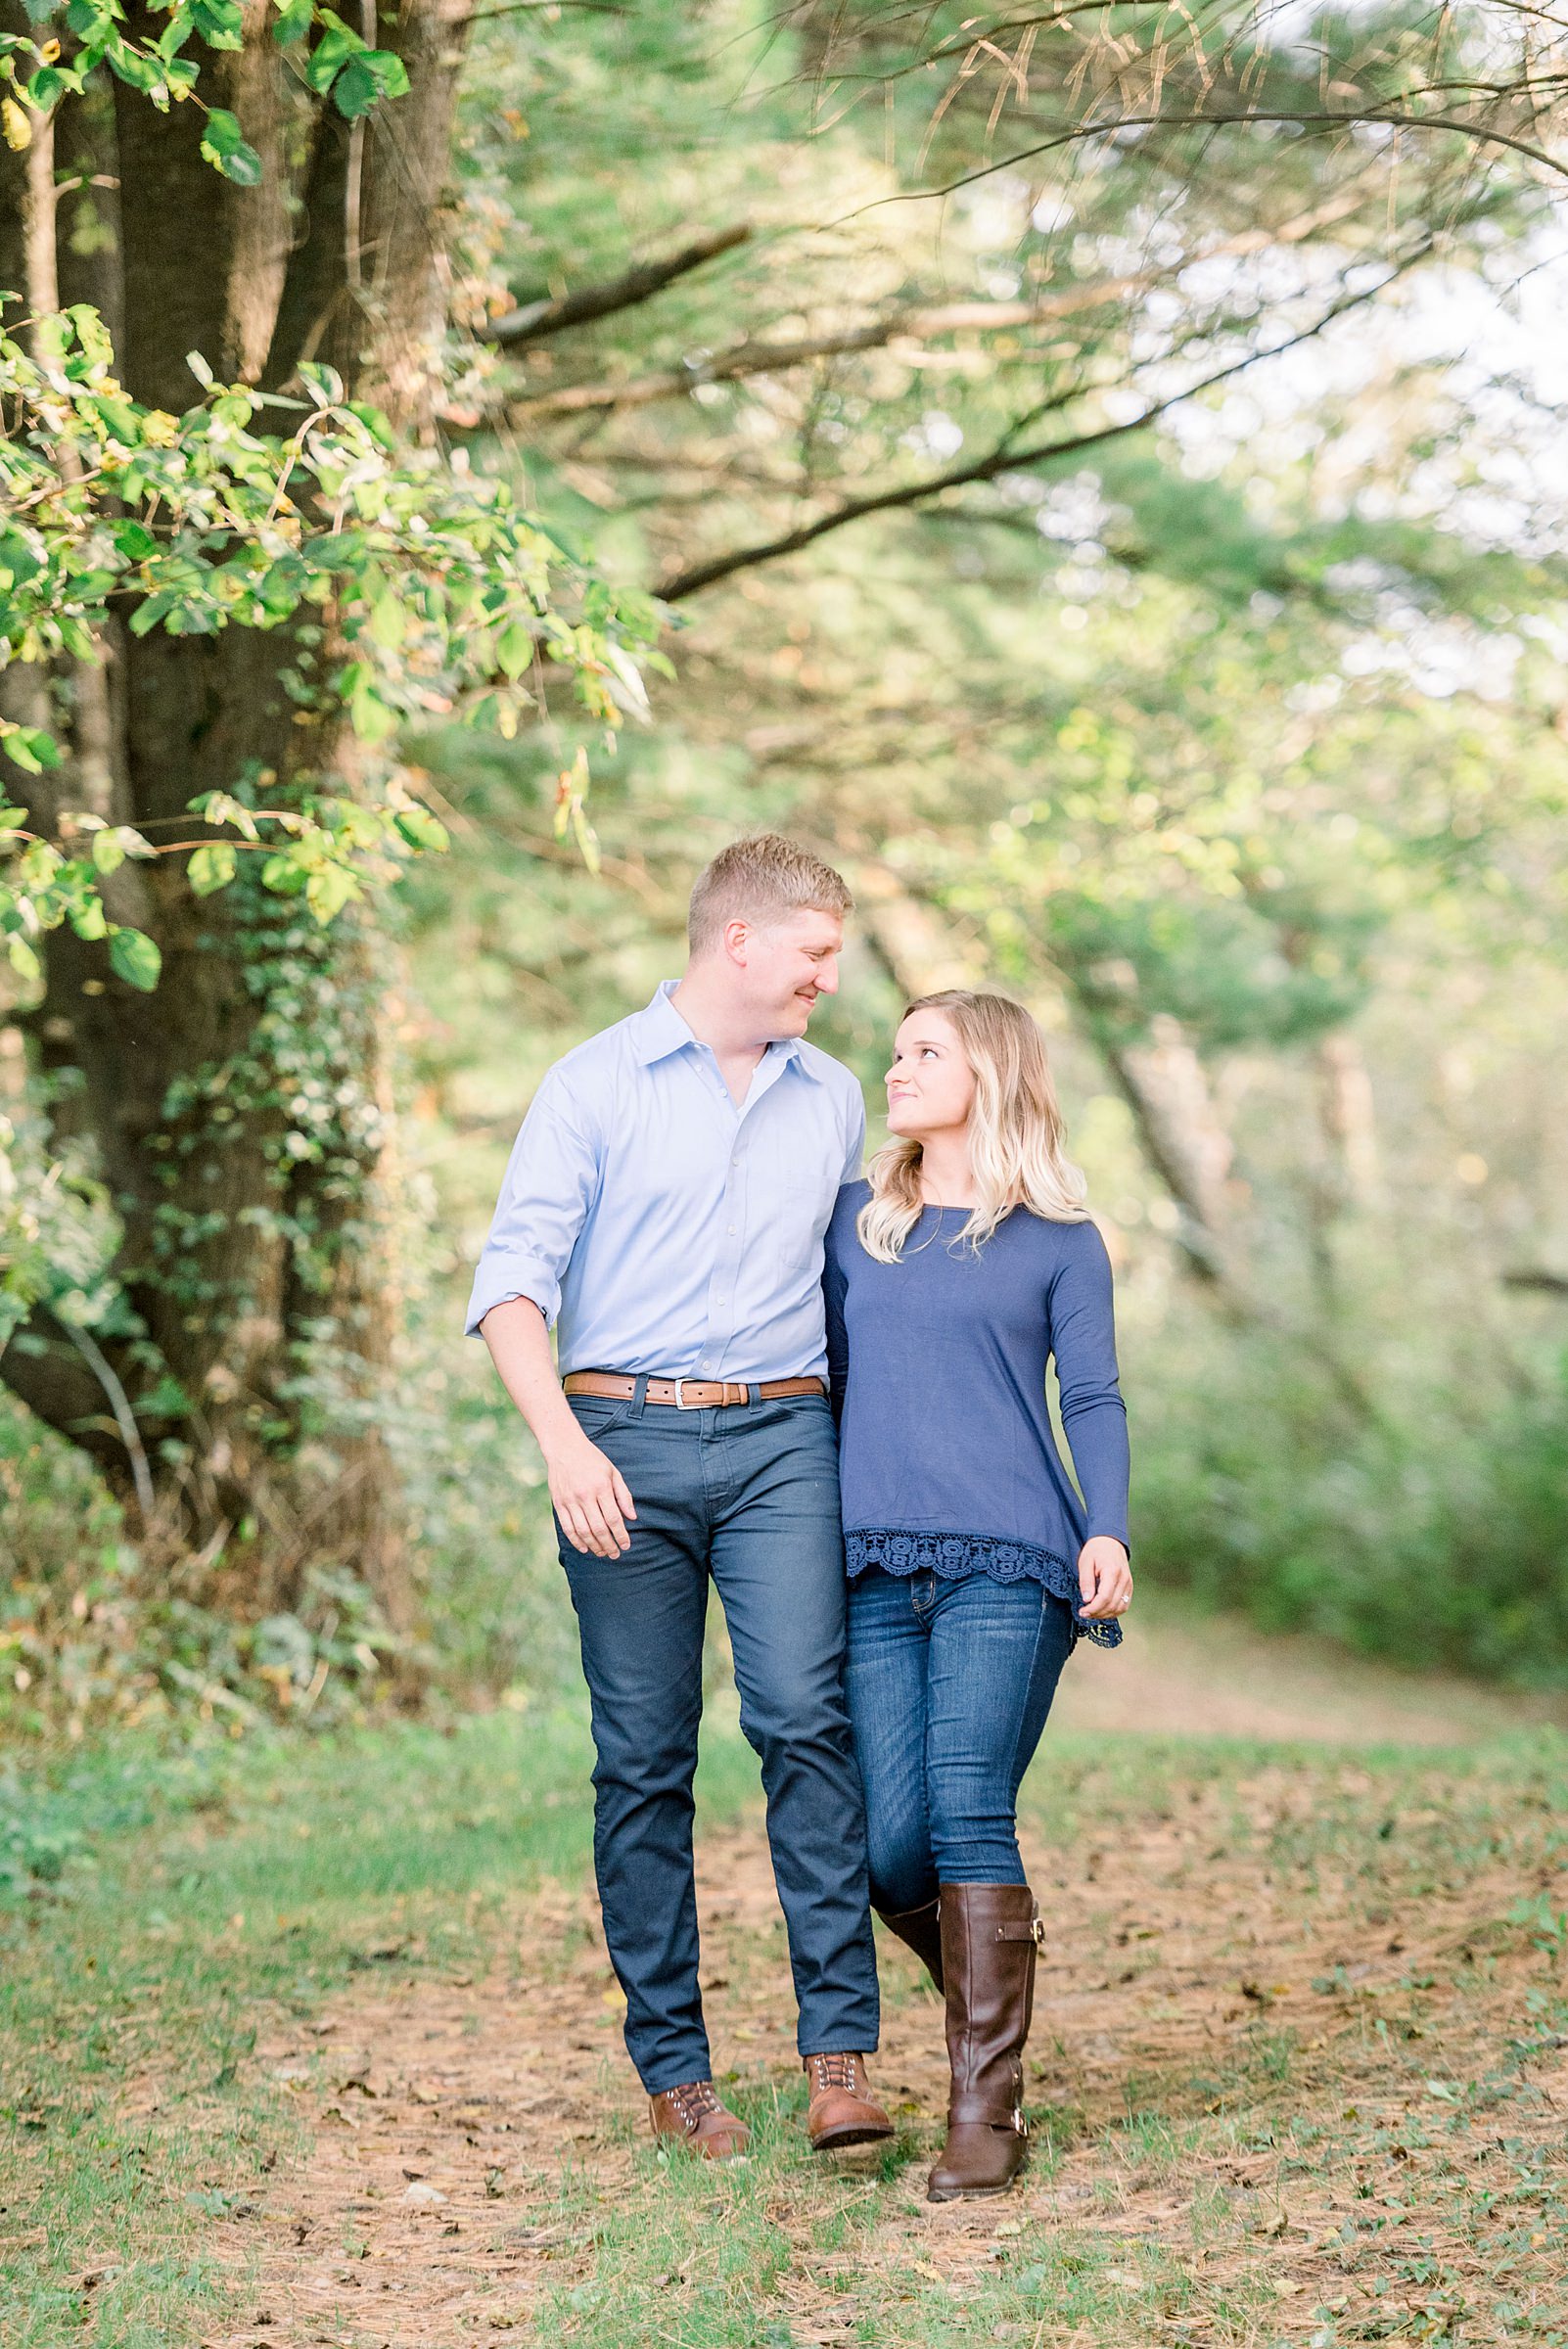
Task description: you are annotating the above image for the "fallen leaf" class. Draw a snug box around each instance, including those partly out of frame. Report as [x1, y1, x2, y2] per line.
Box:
[401, 2181, 447, 2207]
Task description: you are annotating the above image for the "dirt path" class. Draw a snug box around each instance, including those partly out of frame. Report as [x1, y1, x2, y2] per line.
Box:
[201, 1618, 1565, 2347]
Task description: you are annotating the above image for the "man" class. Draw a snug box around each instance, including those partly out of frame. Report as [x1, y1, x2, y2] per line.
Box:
[468, 834, 892, 2160]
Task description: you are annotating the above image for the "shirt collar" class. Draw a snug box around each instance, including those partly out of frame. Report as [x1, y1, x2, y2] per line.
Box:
[631, 981, 812, 1076]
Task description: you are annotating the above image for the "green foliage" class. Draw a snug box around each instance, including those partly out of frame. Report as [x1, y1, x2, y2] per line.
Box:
[0, 0, 412, 183]
[1135, 1335, 1568, 1685]
[0, 300, 657, 997]
[0, 1385, 410, 1732]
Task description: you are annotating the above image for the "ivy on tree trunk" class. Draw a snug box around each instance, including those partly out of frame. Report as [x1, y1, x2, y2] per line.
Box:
[1, 0, 501, 1624]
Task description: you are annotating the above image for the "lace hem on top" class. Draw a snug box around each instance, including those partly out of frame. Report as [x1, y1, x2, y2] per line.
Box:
[845, 1526, 1123, 1649]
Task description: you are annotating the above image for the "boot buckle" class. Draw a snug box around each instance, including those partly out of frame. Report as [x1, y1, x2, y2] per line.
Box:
[1012, 2104, 1029, 2137]
[1030, 1916, 1045, 1949]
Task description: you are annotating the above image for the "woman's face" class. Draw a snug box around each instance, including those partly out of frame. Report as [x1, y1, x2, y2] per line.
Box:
[885, 1008, 977, 1139]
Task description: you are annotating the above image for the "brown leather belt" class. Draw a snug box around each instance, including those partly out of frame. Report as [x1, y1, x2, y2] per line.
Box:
[564, 1371, 827, 1410]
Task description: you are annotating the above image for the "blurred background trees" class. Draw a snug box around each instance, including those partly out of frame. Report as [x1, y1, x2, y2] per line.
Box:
[4, 0, 1568, 1723]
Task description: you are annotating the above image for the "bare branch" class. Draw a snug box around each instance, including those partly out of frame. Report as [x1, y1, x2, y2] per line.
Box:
[508, 172, 1390, 422]
[827, 99, 1568, 231]
[484, 225, 754, 348]
[656, 247, 1432, 601]
[506, 277, 1183, 417]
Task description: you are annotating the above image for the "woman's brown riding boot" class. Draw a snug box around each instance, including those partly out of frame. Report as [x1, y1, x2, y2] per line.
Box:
[876, 1900, 945, 1992]
[927, 1882, 1041, 2202]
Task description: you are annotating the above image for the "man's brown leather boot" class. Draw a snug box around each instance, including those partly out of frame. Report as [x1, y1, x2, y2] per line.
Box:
[649, 2080, 751, 2159]
[801, 2052, 896, 2151]
[926, 1883, 1041, 2201]
[876, 1899, 945, 1991]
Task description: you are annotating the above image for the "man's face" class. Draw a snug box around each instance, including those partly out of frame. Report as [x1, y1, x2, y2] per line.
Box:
[732, 906, 844, 1037]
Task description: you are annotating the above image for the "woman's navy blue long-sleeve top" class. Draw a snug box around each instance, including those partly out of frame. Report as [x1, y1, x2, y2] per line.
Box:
[823, 1182, 1130, 1647]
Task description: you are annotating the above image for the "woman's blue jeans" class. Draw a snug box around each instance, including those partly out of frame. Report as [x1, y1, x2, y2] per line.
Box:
[845, 1566, 1075, 1914]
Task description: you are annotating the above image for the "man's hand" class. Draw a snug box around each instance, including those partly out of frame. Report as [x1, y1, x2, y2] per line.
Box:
[1077, 1536, 1132, 1621]
[546, 1428, 637, 1559]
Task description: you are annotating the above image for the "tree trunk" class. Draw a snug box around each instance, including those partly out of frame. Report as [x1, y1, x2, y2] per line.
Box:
[0, 2, 474, 1628]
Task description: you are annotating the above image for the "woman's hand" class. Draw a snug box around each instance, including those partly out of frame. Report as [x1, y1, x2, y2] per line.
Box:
[1077, 1536, 1132, 1621]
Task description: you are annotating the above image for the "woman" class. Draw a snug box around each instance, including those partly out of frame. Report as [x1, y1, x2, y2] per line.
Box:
[824, 990, 1131, 2202]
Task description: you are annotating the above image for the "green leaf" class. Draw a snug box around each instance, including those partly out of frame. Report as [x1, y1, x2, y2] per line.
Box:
[7, 935, 40, 983]
[187, 841, 237, 896]
[199, 103, 244, 155]
[347, 681, 398, 744]
[331, 47, 407, 119]
[69, 897, 109, 942]
[0, 805, 30, 833]
[495, 619, 532, 679]
[368, 594, 405, 651]
[363, 47, 409, 97]
[106, 49, 164, 93]
[392, 806, 448, 854]
[189, 790, 260, 843]
[272, 0, 313, 42]
[112, 519, 159, 563]
[298, 360, 344, 407]
[192, 0, 245, 47]
[570, 798, 602, 877]
[108, 926, 162, 991]
[201, 110, 263, 184]
[2, 726, 63, 774]
[305, 862, 358, 923]
[91, 828, 125, 875]
[301, 20, 363, 95]
[260, 852, 309, 896]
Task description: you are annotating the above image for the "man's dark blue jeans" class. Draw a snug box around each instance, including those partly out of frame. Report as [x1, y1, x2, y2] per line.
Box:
[556, 1385, 880, 2095]
[845, 1566, 1076, 1916]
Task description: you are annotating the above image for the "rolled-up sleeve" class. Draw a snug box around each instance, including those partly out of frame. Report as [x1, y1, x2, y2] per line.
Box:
[1049, 1221, 1131, 1549]
[464, 1071, 601, 1338]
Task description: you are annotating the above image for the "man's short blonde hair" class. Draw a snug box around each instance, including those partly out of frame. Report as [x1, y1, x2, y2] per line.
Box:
[688, 834, 853, 953]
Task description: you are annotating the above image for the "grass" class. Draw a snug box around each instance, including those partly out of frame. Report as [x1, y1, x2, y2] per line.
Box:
[0, 1702, 760, 2346]
[3, 1700, 1567, 2347]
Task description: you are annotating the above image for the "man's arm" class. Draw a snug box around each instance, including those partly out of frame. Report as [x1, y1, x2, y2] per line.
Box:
[480, 1298, 636, 1559]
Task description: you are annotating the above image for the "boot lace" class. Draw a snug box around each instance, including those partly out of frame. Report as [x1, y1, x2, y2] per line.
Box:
[666, 2079, 720, 2134]
[807, 2052, 862, 2095]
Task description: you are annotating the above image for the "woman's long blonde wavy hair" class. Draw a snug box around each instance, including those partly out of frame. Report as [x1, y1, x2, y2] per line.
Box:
[856, 990, 1088, 1264]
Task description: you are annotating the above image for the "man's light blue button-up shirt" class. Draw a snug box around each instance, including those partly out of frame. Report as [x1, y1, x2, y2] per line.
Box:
[465, 983, 866, 1380]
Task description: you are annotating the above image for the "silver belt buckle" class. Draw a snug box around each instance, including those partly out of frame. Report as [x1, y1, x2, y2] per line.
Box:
[671, 1377, 698, 1409]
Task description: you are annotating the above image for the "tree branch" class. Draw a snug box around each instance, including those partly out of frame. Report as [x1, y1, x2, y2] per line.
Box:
[0, 1311, 141, 1490]
[656, 249, 1431, 600]
[484, 224, 754, 348]
[508, 179, 1391, 421]
[830, 98, 1568, 232]
[506, 279, 1157, 416]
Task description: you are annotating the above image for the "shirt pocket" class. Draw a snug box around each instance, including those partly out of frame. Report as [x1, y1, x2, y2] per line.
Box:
[772, 1179, 832, 1276]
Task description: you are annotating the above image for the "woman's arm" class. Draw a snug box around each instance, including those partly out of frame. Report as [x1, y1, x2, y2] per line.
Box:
[1050, 1224, 1132, 1622]
[823, 1207, 851, 1428]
